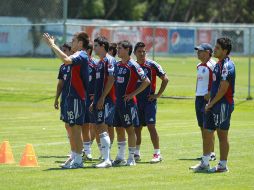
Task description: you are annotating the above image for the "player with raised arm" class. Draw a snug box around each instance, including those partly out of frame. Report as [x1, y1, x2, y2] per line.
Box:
[43, 32, 90, 169]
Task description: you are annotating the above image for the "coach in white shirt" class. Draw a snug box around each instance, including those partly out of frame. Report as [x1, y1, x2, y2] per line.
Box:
[194, 43, 216, 161]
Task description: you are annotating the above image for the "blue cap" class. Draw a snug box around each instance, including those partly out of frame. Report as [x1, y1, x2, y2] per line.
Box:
[194, 43, 213, 53]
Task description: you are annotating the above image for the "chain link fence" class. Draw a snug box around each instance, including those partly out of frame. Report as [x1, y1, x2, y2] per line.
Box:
[0, 0, 253, 99]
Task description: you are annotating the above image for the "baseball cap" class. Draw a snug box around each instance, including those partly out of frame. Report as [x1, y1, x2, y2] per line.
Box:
[194, 43, 213, 53]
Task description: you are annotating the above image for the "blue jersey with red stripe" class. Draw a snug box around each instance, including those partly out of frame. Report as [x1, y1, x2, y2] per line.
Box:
[87, 57, 98, 96]
[211, 57, 235, 105]
[115, 59, 147, 105]
[58, 64, 71, 101]
[94, 54, 116, 104]
[65, 50, 89, 100]
[136, 59, 166, 101]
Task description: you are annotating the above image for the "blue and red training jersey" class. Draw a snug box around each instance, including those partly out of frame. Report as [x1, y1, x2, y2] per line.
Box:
[65, 50, 89, 100]
[136, 59, 166, 101]
[87, 57, 98, 97]
[210, 57, 235, 105]
[94, 53, 116, 103]
[115, 59, 147, 105]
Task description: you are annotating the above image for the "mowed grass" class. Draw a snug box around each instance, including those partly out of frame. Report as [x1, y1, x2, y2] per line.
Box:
[0, 57, 253, 190]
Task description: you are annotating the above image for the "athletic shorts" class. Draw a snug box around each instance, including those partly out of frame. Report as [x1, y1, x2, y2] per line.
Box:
[137, 99, 157, 126]
[195, 96, 207, 128]
[114, 101, 139, 128]
[205, 102, 233, 131]
[84, 96, 95, 124]
[93, 97, 115, 126]
[61, 97, 85, 126]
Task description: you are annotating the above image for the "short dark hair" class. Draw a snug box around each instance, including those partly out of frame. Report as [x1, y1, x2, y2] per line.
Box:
[217, 37, 232, 55]
[118, 40, 133, 56]
[61, 43, 71, 51]
[94, 36, 109, 52]
[109, 42, 117, 57]
[134, 42, 145, 53]
[86, 42, 93, 56]
[76, 32, 89, 50]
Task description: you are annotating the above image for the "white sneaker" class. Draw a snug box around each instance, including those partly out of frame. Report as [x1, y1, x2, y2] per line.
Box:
[69, 159, 84, 169]
[112, 158, 127, 167]
[126, 158, 136, 166]
[83, 153, 93, 161]
[208, 163, 229, 173]
[95, 160, 112, 168]
[190, 161, 210, 172]
[134, 154, 141, 162]
[210, 153, 216, 161]
[60, 157, 72, 168]
[150, 154, 162, 163]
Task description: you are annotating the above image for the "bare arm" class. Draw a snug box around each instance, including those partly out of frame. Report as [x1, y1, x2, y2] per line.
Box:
[124, 77, 150, 101]
[148, 74, 169, 101]
[205, 80, 229, 111]
[96, 76, 115, 110]
[43, 33, 72, 65]
[54, 80, 64, 110]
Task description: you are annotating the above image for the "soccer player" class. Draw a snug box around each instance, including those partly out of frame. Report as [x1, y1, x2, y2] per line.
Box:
[90, 36, 116, 168]
[133, 42, 168, 163]
[113, 40, 150, 166]
[194, 43, 216, 161]
[43, 32, 90, 169]
[109, 42, 117, 57]
[191, 37, 235, 173]
[81, 43, 97, 161]
[54, 43, 72, 151]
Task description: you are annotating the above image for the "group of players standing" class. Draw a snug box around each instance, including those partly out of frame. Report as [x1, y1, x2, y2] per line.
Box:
[43, 31, 169, 169]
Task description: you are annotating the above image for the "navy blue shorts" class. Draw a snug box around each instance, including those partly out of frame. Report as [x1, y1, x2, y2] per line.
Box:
[114, 101, 139, 128]
[84, 96, 95, 124]
[62, 97, 85, 126]
[195, 96, 207, 128]
[92, 97, 115, 126]
[205, 102, 233, 131]
[137, 100, 157, 126]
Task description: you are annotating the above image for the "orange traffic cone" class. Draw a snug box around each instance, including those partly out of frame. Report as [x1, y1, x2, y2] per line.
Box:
[0, 141, 15, 164]
[19, 144, 39, 167]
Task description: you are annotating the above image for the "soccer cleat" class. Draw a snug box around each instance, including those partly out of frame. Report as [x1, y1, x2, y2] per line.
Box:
[60, 157, 72, 168]
[208, 163, 229, 173]
[190, 161, 210, 172]
[82, 153, 93, 161]
[134, 154, 141, 162]
[112, 158, 127, 167]
[69, 160, 84, 169]
[95, 160, 112, 168]
[126, 158, 136, 166]
[210, 153, 216, 161]
[150, 154, 162, 164]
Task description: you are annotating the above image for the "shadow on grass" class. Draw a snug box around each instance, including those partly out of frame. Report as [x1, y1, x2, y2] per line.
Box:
[178, 158, 201, 161]
[39, 155, 68, 159]
[43, 165, 111, 171]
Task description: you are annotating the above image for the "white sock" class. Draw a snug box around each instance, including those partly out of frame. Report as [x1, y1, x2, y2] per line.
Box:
[70, 151, 75, 159]
[83, 141, 91, 155]
[202, 155, 210, 166]
[128, 147, 136, 160]
[100, 132, 110, 161]
[73, 152, 82, 163]
[135, 145, 140, 155]
[117, 141, 126, 160]
[154, 149, 160, 155]
[210, 152, 215, 156]
[219, 160, 227, 168]
[97, 143, 103, 157]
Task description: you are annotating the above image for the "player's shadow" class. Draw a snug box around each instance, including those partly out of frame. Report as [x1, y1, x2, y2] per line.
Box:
[136, 161, 153, 164]
[43, 165, 107, 171]
[38, 155, 68, 159]
[178, 158, 201, 161]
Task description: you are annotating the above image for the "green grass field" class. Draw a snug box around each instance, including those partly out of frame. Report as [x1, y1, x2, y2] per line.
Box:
[0, 57, 253, 190]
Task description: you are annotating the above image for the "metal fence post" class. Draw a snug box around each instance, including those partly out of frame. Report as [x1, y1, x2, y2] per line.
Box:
[152, 26, 156, 61]
[63, 0, 68, 43]
[247, 27, 252, 100]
